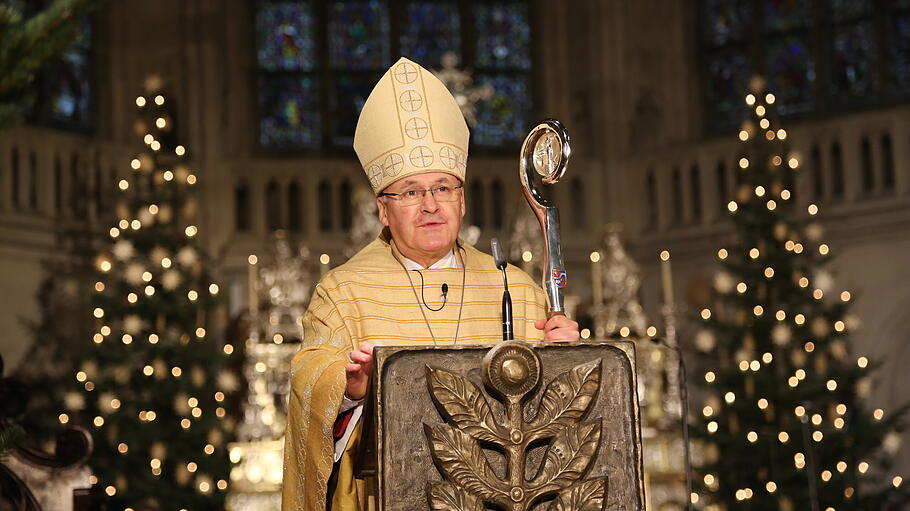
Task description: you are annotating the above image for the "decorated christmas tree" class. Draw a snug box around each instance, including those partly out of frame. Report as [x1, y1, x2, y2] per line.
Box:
[73, 84, 235, 509]
[13, 227, 97, 450]
[0, 0, 98, 130]
[693, 78, 909, 510]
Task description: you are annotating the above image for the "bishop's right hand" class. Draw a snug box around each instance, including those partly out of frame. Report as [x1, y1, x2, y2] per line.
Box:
[345, 340, 384, 400]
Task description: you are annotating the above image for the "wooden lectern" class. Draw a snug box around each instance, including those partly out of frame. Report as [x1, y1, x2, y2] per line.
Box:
[357, 340, 646, 511]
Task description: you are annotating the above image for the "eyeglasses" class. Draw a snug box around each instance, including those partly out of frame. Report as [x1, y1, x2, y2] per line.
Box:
[378, 184, 463, 206]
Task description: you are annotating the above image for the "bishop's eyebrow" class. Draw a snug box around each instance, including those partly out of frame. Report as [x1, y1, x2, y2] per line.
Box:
[400, 177, 457, 187]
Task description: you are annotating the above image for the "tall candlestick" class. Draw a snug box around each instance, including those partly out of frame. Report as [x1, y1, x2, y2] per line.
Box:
[248, 254, 259, 316]
[590, 250, 603, 306]
[660, 250, 674, 307]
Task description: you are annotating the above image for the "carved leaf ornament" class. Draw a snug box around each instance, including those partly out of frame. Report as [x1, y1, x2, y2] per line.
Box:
[425, 341, 608, 511]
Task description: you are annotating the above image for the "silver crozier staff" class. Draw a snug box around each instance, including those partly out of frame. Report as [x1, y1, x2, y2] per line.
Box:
[519, 119, 571, 317]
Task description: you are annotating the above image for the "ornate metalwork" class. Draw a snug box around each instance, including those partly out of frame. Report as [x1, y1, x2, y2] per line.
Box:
[591, 230, 648, 338]
[432, 52, 494, 127]
[229, 234, 317, 509]
[362, 341, 644, 510]
[519, 120, 571, 315]
[424, 341, 608, 511]
[257, 233, 315, 343]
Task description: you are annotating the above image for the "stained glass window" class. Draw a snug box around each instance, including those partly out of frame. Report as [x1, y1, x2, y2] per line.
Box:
[703, 0, 750, 46]
[20, 0, 94, 130]
[830, 22, 875, 98]
[765, 36, 814, 114]
[763, 0, 814, 115]
[256, 2, 317, 72]
[258, 75, 321, 148]
[890, 14, 910, 90]
[829, 0, 873, 22]
[704, 50, 751, 129]
[475, 3, 531, 70]
[702, 0, 910, 130]
[474, 1, 533, 147]
[330, 72, 382, 147]
[48, 17, 92, 126]
[474, 74, 531, 147]
[325, 1, 390, 146]
[701, 0, 751, 131]
[255, 0, 534, 151]
[764, 0, 810, 32]
[256, 1, 320, 148]
[400, 2, 460, 67]
[826, 0, 875, 100]
[329, 1, 391, 69]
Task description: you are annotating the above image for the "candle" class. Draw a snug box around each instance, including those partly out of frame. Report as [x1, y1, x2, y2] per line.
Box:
[248, 254, 258, 316]
[660, 250, 674, 307]
[319, 253, 330, 276]
[590, 250, 603, 306]
[520, 250, 533, 274]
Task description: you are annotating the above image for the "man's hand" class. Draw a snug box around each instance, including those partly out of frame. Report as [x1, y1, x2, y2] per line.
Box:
[345, 341, 384, 400]
[535, 315, 580, 342]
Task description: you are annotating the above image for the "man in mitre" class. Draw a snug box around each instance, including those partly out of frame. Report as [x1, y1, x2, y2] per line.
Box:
[282, 57, 579, 511]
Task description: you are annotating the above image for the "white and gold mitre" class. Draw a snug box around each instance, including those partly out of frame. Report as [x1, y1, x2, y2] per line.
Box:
[354, 57, 469, 194]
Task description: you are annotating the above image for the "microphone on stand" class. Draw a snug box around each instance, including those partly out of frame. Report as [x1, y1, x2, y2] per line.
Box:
[490, 238, 513, 341]
[650, 334, 693, 511]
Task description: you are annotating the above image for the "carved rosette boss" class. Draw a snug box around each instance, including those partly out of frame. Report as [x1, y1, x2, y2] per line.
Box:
[424, 341, 608, 511]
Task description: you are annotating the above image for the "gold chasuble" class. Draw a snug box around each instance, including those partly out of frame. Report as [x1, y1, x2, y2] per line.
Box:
[282, 233, 547, 511]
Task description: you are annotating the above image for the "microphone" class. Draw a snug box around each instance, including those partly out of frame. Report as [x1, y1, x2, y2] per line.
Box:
[413, 270, 448, 311]
[491, 238, 513, 341]
[650, 335, 693, 511]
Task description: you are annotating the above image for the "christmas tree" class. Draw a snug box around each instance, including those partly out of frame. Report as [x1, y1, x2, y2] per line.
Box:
[13, 227, 97, 451]
[693, 78, 909, 510]
[74, 84, 235, 509]
[0, 0, 98, 130]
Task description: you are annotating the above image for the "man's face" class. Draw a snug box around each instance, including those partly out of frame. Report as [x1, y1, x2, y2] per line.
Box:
[377, 172, 466, 264]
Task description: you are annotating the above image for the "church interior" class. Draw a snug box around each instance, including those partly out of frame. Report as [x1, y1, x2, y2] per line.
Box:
[1, 1, 909, 510]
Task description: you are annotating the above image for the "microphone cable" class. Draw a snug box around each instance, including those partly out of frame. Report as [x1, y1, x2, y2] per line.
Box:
[411, 269, 448, 312]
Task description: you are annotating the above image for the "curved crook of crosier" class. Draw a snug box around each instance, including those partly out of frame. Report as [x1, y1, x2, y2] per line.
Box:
[519, 119, 571, 317]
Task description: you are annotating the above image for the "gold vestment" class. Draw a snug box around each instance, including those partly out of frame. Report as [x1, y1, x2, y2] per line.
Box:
[282, 234, 547, 511]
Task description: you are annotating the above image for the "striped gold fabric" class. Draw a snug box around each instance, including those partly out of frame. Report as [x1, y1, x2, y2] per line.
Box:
[282, 235, 547, 511]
